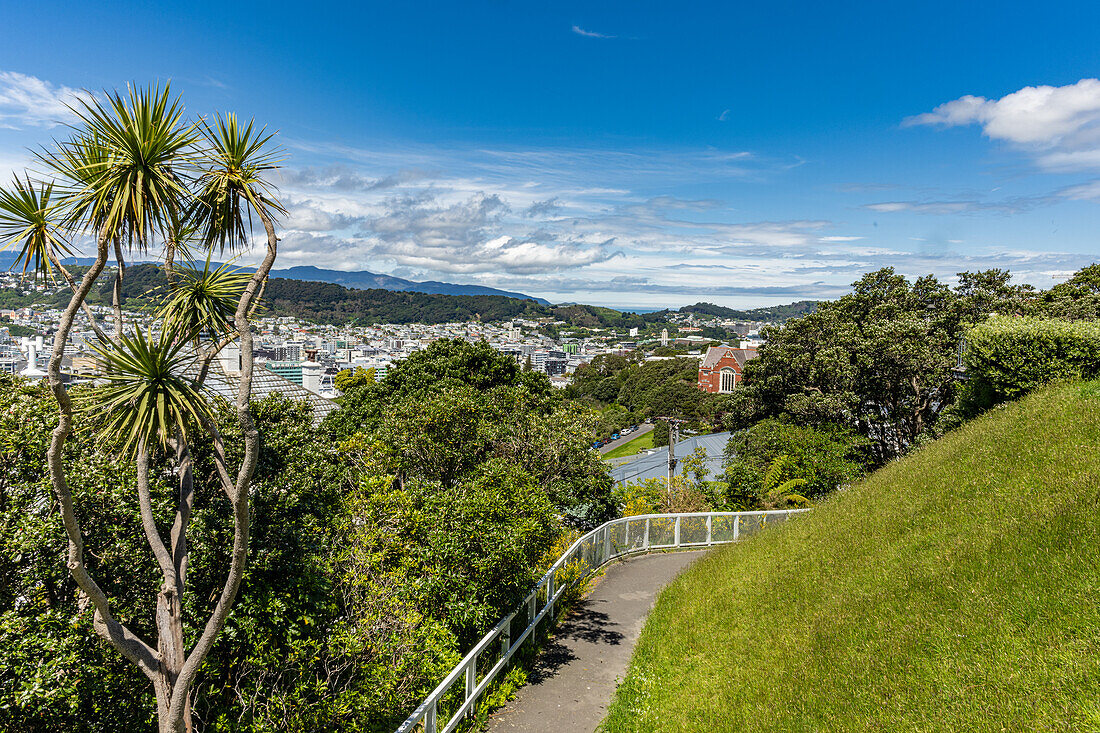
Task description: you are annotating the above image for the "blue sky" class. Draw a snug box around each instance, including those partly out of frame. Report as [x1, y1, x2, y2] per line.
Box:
[1, 1, 1100, 308]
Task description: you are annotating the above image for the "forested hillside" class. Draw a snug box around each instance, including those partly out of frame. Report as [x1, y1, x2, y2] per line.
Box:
[679, 300, 819, 321]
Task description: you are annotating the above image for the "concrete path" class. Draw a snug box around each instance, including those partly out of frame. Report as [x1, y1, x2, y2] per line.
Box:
[486, 550, 705, 733]
[599, 423, 655, 455]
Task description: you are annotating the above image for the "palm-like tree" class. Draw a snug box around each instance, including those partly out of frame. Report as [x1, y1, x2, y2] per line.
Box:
[83, 328, 213, 458]
[0, 175, 72, 280]
[159, 251, 252, 341]
[3, 84, 285, 733]
[0, 175, 106, 337]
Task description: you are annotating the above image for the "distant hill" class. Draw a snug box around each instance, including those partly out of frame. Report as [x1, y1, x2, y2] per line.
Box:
[261, 276, 547, 325]
[3, 253, 819, 328]
[0, 254, 550, 305]
[266, 265, 551, 305]
[679, 300, 819, 321]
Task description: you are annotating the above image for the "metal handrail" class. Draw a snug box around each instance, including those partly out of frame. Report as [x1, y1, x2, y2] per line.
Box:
[394, 509, 809, 733]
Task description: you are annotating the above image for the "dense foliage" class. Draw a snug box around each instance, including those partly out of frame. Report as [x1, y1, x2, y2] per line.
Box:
[548, 304, 669, 329]
[330, 339, 614, 526]
[960, 315, 1100, 414]
[722, 268, 1046, 464]
[721, 419, 869, 507]
[0, 382, 357, 732]
[566, 354, 723, 435]
[1, 339, 612, 731]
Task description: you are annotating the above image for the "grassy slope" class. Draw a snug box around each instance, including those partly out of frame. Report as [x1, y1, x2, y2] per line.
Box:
[603, 430, 657, 460]
[604, 382, 1100, 732]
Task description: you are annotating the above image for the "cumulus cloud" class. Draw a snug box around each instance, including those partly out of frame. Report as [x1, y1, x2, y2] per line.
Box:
[905, 79, 1100, 170]
[283, 203, 357, 232]
[363, 193, 619, 274]
[524, 197, 561, 218]
[0, 70, 87, 128]
[242, 141, 1090, 307]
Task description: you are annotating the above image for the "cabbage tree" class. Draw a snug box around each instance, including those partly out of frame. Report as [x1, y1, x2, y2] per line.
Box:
[0, 84, 284, 733]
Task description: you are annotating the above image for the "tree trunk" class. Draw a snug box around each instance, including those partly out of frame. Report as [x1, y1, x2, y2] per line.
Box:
[112, 240, 126, 338]
[162, 208, 279, 730]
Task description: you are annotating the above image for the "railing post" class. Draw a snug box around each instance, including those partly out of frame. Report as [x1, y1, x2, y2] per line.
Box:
[625, 519, 630, 551]
[706, 514, 713, 545]
[425, 701, 437, 733]
[644, 517, 650, 550]
[465, 659, 476, 703]
[502, 615, 512, 655]
[604, 525, 611, 560]
[547, 574, 555, 619]
[733, 514, 740, 541]
[674, 515, 681, 547]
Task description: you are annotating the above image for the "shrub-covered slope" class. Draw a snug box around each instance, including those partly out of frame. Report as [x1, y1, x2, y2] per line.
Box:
[604, 381, 1100, 732]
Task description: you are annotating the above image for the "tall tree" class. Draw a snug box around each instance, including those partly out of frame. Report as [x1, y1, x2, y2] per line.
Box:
[0, 85, 284, 733]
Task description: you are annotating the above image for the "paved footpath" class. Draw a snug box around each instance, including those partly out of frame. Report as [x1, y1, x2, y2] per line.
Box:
[486, 550, 705, 733]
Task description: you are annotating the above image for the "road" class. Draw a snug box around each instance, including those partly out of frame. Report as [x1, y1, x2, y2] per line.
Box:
[598, 422, 655, 455]
[486, 550, 705, 733]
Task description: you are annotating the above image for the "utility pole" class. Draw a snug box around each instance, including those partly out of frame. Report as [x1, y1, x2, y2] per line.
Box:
[659, 417, 683, 494]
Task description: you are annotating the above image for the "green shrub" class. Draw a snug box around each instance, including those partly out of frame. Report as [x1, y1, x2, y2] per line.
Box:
[721, 419, 868, 505]
[961, 315, 1100, 413]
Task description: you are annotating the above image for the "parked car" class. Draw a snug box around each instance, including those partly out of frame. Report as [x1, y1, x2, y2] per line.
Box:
[611, 433, 620, 440]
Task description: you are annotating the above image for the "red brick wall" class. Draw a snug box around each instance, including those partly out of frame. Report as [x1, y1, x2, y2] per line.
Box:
[697, 354, 743, 393]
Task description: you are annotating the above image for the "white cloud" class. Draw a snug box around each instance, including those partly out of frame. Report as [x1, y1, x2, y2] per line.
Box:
[1059, 179, 1100, 200]
[230, 139, 1095, 307]
[905, 79, 1100, 170]
[864, 201, 973, 214]
[571, 25, 614, 39]
[0, 71, 86, 129]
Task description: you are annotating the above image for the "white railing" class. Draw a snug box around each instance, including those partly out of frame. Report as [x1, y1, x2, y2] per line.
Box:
[395, 509, 808, 733]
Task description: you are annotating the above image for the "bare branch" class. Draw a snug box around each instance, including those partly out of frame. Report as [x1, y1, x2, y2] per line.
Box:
[136, 445, 177, 587]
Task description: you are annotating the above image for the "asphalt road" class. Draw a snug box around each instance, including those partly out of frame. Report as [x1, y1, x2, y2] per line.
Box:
[598, 423, 655, 455]
[486, 550, 705, 733]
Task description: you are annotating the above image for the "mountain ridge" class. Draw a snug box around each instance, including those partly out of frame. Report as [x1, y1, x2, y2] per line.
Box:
[0, 254, 551, 305]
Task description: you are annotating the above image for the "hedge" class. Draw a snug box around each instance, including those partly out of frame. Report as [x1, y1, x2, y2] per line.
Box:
[961, 315, 1100, 412]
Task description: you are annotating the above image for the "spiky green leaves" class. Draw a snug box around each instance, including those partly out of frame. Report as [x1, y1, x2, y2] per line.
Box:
[0, 175, 73, 281]
[39, 83, 198, 247]
[158, 253, 252, 340]
[82, 328, 214, 458]
[192, 113, 285, 251]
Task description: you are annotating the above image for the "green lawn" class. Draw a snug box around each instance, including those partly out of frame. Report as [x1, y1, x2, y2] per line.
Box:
[603, 381, 1100, 732]
[602, 429, 657, 460]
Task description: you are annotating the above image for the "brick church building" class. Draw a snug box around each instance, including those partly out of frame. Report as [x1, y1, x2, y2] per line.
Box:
[697, 345, 759, 394]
